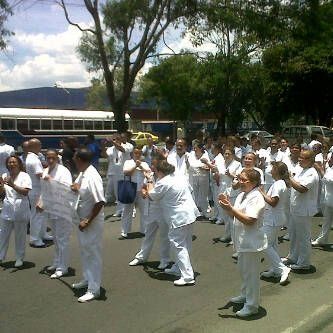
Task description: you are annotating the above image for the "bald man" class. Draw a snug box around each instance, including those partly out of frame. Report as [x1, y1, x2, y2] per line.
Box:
[25, 139, 51, 247]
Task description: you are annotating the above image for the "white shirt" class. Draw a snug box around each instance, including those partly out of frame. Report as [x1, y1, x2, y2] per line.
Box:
[42, 164, 72, 186]
[149, 174, 199, 229]
[123, 159, 150, 190]
[263, 180, 289, 227]
[0, 143, 15, 175]
[123, 142, 134, 161]
[142, 145, 157, 166]
[75, 165, 105, 221]
[282, 154, 302, 176]
[25, 152, 43, 193]
[322, 166, 333, 208]
[167, 152, 189, 178]
[221, 159, 242, 197]
[188, 151, 210, 177]
[233, 188, 267, 252]
[290, 167, 319, 216]
[106, 146, 126, 176]
[1, 171, 32, 222]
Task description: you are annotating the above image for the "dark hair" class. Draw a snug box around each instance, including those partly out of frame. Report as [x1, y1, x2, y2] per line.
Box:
[223, 145, 235, 155]
[6, 155, 24, 172]
[242, 169, 261, 187]
[155, 160, 175, 175]
[272, 161, 291, 187]
[46, 149, 58, 155]
[75, 148, 93, 163]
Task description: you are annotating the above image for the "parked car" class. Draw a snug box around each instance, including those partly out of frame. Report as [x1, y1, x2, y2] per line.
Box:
[131, 132, 159, 146]
[281, 125, 333, 143]
[241, 130, 274, 145]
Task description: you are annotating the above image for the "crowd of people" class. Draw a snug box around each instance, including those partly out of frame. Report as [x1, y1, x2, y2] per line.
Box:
[0, 130, 332, 316]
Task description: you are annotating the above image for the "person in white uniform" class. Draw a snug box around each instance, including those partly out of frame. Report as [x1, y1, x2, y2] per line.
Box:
[38, 150, 73, 278]
[312, 153, 333, 245]
[128, 157, 170, 269]
[25, 139, 51, 247]
[71, 148, 105, 303]
[188, 144, 210, 218]
[142, 135, 157, 166]
[0, 133, 15, 176]
[167, 139, 190, 179]
[0, 156, 31, 268]
[219, 169, 267, 317]
[120, 147, 151, 238]
[283, 150, 319, 270]
[146, 160, 200, 286]
[259, 162, 291, 284]
[102, 134, 127, 216]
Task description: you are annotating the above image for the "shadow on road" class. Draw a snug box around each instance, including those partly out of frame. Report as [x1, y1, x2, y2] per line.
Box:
[218, 301, 267, 321]
[0, 261, 35, 272]
[291, 265, 316, 275]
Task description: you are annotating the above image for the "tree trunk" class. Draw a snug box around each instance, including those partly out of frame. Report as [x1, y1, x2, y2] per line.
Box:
[113, 100, 128, 133]
[217, 112, 226, 135]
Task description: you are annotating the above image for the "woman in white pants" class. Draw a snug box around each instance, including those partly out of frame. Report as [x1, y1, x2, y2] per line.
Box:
[219, 146, 242, 242]
[312, 153, 333, 245]
[38, 149, 73, 278]
[129, 158, 170, 268]
[71, 148, 105, 303]
[188, 144, 210, 218]
[220, 169, 267, 317]
[146, 160, 200, 286]
[120, 147, 151, 238]
[0, 156, 32, 268]
[259, 162, 291, 284]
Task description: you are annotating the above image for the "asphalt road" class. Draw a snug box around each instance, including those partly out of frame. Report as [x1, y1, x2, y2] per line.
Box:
[0, 206, 333, 333]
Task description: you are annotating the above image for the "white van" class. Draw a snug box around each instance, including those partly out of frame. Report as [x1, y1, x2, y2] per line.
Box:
[282, 125, 333, 143]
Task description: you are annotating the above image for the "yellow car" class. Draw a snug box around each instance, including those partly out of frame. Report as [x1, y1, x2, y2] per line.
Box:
[131, 132, 159, 146]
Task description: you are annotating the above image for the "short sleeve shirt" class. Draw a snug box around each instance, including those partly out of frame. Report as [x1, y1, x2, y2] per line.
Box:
[25, 152, 43, 193]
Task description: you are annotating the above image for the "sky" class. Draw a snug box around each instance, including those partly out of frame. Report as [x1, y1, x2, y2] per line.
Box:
[0, 1, 215, 92]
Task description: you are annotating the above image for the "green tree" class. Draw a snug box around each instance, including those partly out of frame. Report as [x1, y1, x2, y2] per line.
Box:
[59, 0, 197, 132]
[0, 0, 13, 50]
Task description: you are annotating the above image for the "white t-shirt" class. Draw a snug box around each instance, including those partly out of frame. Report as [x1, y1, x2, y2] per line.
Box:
[290, 167, 319, 216]
[263, 180, 289, 227]
[167, 152, 189, 178]
[1, 171, 32, 222]
[322, 166, 333, 208]
[188, 151, 210, 177]
[220, 159, 242, 197]
[233, 188, 267, 252]
[25, 152, 43, 193]
[75, 165, 105, 221]
[149, 174, 199, 229]
[0, 143, 15, 175]
[106, 146, 126, 176]
[122, 142, 134, 161]
[123, 159, 150, 190]
[142, 145, 157, 166]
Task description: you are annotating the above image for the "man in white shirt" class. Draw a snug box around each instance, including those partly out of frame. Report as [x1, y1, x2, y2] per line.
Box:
[25, 139, 50, 247]
[0, 133, 15, 176]
[167, 139, 190, 179]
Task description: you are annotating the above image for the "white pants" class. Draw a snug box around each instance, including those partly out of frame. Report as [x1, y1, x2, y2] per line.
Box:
[49, 216, 73, 272]
[315, 205, 333, 244]
[29, 192, 47, 243]
[0, 218, 27, 261]
[77, 220, 103, 294]
[121, 192, 146, 235]
[105, 175, 123, 213]
[212, 183, 224, 220]
[135, 220, 170, 264]
[169, 223, 194, 281]
[262, 225, 287, 274]
[238, 252, 261, 311]
[191, 176, 209, 216]
[224, 196, 236, 239]
[288, 215, 311, 266]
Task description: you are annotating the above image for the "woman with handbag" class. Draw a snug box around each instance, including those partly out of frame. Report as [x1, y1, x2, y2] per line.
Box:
[0, 155, 32, 268]
[120, 147, 151, 239]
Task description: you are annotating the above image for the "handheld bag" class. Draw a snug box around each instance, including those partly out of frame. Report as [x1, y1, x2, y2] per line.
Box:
[118, 176, 137, 204]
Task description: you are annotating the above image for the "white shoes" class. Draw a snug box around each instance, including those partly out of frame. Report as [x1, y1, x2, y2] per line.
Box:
[112, 212, 122, 217]
[312, 239, 325, 246]
[174, 278, 195, 286]
[50, 270, 67, 279]
[236, 306, 258, 317]
[128, 258, 144, 266]
[78, 291, 99, 303]
[232, 253, 238, 260]
[30, 240, 45, 247]
[164, 266, 181, 276]
[230, 295, 246, 304]
[282, 233, 290, 241]
[43, 234, 53, 241]
[14, 259, 23, 268]
[215, 220, 224, 225]
[72, 280, 88, 290]
[46, 265, 57, 272]
[280, 267, 291, 285]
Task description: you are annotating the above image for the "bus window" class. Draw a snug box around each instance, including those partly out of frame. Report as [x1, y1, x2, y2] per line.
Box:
[1, 118, 16, 130]
[74, 119, 84, 130]
[64, 120, 74, 130]
[41, 119, 52, 130]
[29, 119, 41, 130]
[84, 120, 93, 130]
[17, 119, 29, 130]
[53, 119, 62, 130]
[104, 120, 113, 130]
[94, 120, 103, 130]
